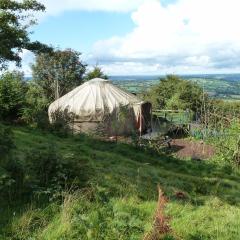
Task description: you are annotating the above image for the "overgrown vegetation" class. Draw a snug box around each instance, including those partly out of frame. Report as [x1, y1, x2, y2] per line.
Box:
[201, 120, 240, 167]
[143, 75, 204, 113]
[32, 49, 87, 101]
[0, 2, 239, 237]
[0, 124, 239, 239]
[49, 109, 75, 137]
[21, 82, 49, 129]
[0, 71, 27, 121]
[0, 0, 52, 69]
[0, 76, 240, 239]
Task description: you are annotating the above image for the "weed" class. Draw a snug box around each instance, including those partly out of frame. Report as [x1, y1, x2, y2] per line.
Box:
[144, 186, 173, 240]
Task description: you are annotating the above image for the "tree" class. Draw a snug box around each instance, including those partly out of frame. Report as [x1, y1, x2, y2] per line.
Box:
[21, 82, 49, 127]
[32, 49, 87, 101]
[144, 75, 204, 112]
[0, 0, 52, 69]
[0, 71, 27, 120]
[85, 66, 108, 81]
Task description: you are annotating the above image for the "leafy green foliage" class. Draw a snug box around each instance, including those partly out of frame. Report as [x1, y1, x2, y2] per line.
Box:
[211, 120, 240, 166]
[49, 109, 75, 137]
[0, 138, 86, 204]
[21, 82, 50, 128]
[209, 99, 240, 119]
[32, 49, 87, 101]
[0, 125, 240, 239]
[85, 66, 108, 81]
[0, 0, 52, 68]
[25, 143, 69, 200]
[0, 71, 27, 121]
[143, 75, 204, 112]
[113, 74, 240, 101]
[0, 125, 24, 200]
[26, 144, 62, 188]
[0, 125, 14, 157]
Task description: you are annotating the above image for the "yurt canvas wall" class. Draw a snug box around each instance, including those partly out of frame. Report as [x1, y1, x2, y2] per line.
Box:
[48, 78, 152, 135]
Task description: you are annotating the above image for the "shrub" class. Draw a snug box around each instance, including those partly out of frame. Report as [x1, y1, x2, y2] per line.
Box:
[49, 109, 75, 137]
[216, 120, 240, 166]
[21, 82, 50, 129]
[0, 125, 15, 158]
[0, 125, 25, 200]
[0, 71, 27, 121]
[25, 144, 65, 197]
[143, 75, 204, 113]
[4, 157, 25, 199]
[25, 143, 86, 201]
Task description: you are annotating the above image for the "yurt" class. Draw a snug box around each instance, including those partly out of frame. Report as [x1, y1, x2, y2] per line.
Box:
[48, 78, 152, 135]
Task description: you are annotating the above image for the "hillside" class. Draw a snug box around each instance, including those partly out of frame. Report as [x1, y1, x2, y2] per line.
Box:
[111, 74, 240, 100]
[25, 74, 240, 100]
[1, 126, 240, 239]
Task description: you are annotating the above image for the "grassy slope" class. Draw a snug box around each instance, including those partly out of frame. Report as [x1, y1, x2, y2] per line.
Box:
[1, 126, 240, 239]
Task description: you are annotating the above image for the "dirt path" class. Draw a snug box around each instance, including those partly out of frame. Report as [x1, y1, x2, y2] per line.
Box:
[170, 139, 216, 160]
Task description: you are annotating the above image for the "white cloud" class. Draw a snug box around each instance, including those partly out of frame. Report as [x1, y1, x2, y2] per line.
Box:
[11, 0, 240, 75]
[89, 0, 240, 74]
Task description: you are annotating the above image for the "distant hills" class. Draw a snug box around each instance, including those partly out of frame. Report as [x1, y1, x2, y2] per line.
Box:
[110, 73, 240, 81]
[111, 74, 240, 100]
[25, 74, 240, 100]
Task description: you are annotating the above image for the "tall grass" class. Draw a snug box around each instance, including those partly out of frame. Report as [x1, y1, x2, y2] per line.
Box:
[1, 125, 240, 239]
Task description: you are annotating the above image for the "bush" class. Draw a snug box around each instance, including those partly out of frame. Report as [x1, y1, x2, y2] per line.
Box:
[26, 143, 65, 197]
[21, 82, 50, 129]
[25, 142, 87, 201]
[0, 125, 15, 158]
[49, 109, 75, 137]
[0, 126, 90, 201]
[143, 75, 204, 113]
[210, 99, 240, 118]
[0, 71, 27, 121]
[23, 84, 75, 134]
[216, 120, 240, 166]
[0, 125, 25, 200]
[4, 157, 25, 199]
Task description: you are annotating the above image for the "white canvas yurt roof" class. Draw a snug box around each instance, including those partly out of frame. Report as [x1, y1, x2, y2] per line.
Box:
[48, 78, 143, 122]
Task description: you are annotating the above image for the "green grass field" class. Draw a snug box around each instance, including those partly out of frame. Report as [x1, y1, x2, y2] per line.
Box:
[1, 126, 240, 239]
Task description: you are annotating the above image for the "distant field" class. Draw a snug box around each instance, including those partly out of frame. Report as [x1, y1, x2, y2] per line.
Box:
[111, 74, 240, 100]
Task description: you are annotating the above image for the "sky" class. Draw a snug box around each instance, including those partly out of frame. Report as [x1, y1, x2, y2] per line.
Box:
[13, 0, 240, 76]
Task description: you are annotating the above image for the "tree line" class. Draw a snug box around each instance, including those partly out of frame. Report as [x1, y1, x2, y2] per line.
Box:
[0, 0, 108, 124]
[1, 0, 239, 129]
